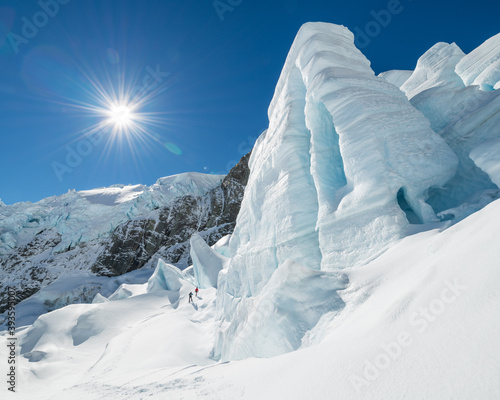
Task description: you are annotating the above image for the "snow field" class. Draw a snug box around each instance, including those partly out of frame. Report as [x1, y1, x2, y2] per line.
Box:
[5, 196, 499, 399]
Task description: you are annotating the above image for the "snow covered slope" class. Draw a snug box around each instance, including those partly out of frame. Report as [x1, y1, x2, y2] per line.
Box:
[3, 190, 500, 400]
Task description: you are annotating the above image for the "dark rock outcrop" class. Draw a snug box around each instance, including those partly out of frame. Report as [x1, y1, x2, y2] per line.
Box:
[0, 230, 61, 312]
[92, 151, 250, 276]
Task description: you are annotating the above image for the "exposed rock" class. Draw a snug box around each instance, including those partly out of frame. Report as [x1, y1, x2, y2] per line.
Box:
[92, 151, 250, 276]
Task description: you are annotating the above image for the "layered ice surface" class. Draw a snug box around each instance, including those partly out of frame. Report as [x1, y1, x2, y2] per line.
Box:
[378, 69, 413, 89]
[470, 139, 500, 187]
[401, 42, 465, 99]
[190, 233, 228, 289]
[399, 38, 500, 215]
[214, 260, 347, 360]
[211, 22, 458, 360]
[455, 32, 500, 90]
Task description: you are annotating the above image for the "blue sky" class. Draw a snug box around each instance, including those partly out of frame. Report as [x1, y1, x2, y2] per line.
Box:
[0, 0, 499, 205]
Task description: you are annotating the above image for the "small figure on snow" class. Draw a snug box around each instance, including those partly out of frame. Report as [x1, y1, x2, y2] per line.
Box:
[195, 287, 199, 297]
[188, 292, 193, 303]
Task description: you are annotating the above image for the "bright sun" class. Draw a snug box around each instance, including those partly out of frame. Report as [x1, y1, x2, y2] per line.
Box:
[107, 104, 134, 128]
[69, 73, 168, 150]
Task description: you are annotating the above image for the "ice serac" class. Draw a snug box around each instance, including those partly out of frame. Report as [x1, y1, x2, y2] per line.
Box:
[147, 259, 183, 292]
[212, 234, 231, 257]
[190, 233, 228, 288]
[240, 22, 456, 272]
[402, 42, 468, 133]
[92, 293, 108, 304]
[214, 260, 347, 360]
[470, 139, 500, 188]
[401, 42, 465, 99]
[401, 38, 500, 216]
[214, 22, 457, 360]
[456, 32, 500, 90]
[378, 69, 413, 89]
[298, 25, 457, 269]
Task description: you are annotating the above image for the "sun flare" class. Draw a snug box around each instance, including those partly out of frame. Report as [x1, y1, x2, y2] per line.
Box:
[62, 67, 172, 159]
[107, 104, 134, 129]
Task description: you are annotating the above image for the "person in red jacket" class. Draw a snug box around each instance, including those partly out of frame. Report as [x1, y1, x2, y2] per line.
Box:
[195, 287, 199, 297]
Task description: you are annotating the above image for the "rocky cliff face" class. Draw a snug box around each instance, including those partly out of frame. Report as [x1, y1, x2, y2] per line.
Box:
[92, 152, 250, 276]
[0, 152, 250, 313]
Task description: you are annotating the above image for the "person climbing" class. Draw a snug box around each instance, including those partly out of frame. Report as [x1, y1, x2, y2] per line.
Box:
[195, 287, 199, 297]
[188, 292, 193, 303]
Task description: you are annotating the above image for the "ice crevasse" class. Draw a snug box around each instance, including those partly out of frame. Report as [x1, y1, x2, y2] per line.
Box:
[203, 22, 458, 361]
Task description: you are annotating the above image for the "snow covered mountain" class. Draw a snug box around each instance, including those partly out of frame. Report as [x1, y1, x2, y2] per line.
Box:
[0, 153, 250, 315]
[1, 22, 500, 399]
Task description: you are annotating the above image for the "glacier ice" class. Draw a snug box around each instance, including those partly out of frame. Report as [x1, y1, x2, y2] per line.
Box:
[108, 284, 136, 301]
[378, 70, 413, 89]
[401, 42, 465, 99]
[9, 196, 500, 399]
[147, 258, 183, 292]
[190, 233, 228, 288]
[212, 22, 458, 360]
[400, 39, 500, 214]
[212, 234, 231, 257]
[228, 22, 457, 276]
[92, 293, 109, 304]
[470, 139, 500, 187]
[455, 32, 500, 90]
[214, 259, 347, 360]
[0, 172, 223, 258]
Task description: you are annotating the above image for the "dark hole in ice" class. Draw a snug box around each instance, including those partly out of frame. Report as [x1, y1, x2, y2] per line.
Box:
[397, 188, 420, 224]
